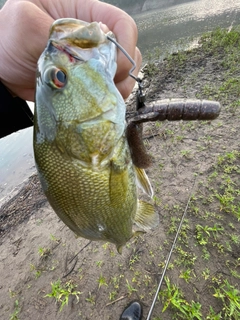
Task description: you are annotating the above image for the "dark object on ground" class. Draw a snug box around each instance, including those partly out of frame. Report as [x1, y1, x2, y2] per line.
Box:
[119, 300, 143, 320]
[0, 81, 33, 139]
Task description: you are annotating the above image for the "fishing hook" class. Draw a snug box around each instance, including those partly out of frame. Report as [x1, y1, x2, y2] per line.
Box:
[107, 35, 145, 109]
[107, 35, 140, 82]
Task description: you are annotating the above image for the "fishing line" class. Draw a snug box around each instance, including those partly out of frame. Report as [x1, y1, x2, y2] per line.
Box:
[107, 37, 199, 318]
[63, 241, 92, 278]
[146, 178, 196, 320]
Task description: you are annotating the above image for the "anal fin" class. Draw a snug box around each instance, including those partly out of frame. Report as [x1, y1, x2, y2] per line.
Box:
[134, 200, 159, 231]
[134, 166, 153, 198]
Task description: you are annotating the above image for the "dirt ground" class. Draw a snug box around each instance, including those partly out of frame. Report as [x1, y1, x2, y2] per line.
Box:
[0, 27, 240, 320]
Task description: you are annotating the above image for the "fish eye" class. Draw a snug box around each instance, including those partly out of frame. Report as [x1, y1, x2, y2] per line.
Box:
[44, 67, 67, 89]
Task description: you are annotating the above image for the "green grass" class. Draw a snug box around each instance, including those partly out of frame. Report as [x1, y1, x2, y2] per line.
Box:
[199, 27, 240, 52]
[44, 279, 82, 311]
[9, 300, 20, 320]
[159, 277, 202, 319]
[138, 27, 240, 318]
[212, 279, 240, 319]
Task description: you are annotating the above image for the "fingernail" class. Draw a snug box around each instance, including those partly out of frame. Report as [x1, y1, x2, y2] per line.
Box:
[99, 22, 109, 33]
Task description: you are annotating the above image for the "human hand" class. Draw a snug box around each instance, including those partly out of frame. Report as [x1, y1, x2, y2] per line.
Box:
[0, 0, 142, 101]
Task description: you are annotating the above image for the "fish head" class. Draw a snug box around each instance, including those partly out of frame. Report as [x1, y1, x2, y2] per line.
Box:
[35, 18, 126, 165]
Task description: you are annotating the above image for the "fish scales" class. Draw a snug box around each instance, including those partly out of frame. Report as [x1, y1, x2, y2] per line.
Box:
[34, 18, 159, 252]
[35, 136, 136, 246]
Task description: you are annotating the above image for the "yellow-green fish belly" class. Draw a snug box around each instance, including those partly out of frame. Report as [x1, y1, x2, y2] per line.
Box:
[34, 141, 137, 248]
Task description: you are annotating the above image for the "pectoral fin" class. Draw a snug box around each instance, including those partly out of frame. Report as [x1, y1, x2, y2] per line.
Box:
[134, 166, 153, 198]
[134, 200, 159, 231]
[109, 161, 128, 204]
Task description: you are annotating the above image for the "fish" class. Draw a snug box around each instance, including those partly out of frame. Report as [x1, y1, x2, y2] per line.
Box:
[34, 18, 159, 253]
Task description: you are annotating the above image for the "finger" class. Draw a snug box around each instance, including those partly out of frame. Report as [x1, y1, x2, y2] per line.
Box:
[0, 1, 53, 80]
[43, 0, 140, 93]
[89, 1, 139, 84]
[0, 1, 54, 100]
[99, 22, 109, 33]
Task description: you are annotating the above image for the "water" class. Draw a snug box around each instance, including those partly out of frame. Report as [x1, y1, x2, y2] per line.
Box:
[134, 0, 240, 58]
[0, 0, 240, 201]
[0, 125, 35, 202]
[0, 102, 35, 203]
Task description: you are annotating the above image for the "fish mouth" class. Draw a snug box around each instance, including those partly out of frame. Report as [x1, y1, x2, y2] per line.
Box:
[48, 20, 109, 63]
[49, 19, 107, 49]
[49, 40, 86, 62]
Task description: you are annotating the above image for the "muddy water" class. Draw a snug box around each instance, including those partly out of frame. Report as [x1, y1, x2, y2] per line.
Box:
[0, 0, 240, 201]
